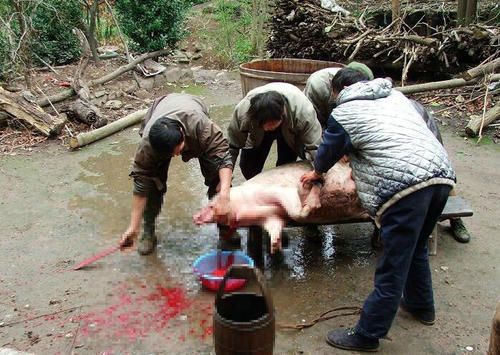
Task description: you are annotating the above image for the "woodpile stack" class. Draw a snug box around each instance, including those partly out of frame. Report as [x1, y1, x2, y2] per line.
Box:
[267, 0, 499, 79]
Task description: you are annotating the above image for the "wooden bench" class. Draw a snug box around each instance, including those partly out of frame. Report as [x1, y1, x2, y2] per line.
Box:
[246, 196, 473, 258]
[429, 195, 473, 255]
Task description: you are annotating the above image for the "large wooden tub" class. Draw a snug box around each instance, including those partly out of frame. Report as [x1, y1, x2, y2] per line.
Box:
[239, 58, 344, 96]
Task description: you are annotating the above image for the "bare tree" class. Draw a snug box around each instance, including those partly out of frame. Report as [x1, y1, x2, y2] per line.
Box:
[458, 0, 478, 25]
[79, 0, 101, 61]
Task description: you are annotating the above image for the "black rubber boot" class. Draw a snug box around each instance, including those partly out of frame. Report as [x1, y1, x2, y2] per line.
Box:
[138, 190, 162, 256]
[217, 224, 241, 251]
[326, 328, 379, 352]
[450, 218, 471, 243]
[137, 224, 157, 255]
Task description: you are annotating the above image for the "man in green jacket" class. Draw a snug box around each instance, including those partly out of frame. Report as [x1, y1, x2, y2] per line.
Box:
[120, 93, 233, 255]
[228, 82, 322, 180]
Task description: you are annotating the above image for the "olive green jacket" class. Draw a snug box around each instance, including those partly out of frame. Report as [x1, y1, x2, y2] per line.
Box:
[227, 82, 322, 163]
[303, 67, 342, 126]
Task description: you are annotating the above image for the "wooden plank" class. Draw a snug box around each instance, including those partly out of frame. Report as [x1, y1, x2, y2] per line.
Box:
[439, 196, 474, 221]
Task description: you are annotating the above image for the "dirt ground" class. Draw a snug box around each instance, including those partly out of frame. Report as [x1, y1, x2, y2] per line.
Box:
[0, 71, 499, 354]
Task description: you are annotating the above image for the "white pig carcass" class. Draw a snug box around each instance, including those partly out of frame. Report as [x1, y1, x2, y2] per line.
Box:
[193, 161, 368, 253]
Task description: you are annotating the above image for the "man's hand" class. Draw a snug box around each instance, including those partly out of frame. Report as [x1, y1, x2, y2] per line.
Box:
[300, 170, 324, 186]
[213, 193, 231, 224]
[119, 226, 138, 250]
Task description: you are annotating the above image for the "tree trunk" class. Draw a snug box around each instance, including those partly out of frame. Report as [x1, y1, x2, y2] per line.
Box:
[69, 109, 147, 149]
[465, 101, 500, 137]
[457, 0, 467, 25]
[391, 0, 400, 22]
[465, 0, 478, 25]
[10, 0, 32, 89]
[0, 87, 66, 136]
[87, 0, 100, 61]
[68, 99, 107, 128]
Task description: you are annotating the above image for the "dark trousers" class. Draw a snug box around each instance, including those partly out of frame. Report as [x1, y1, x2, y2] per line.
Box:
[143, 155, 220, 231]
[355, 184, 451, 339]
[239, 130, 298, 180]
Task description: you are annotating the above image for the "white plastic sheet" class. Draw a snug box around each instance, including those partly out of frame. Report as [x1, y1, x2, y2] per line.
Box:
[320, 0, 350, 15]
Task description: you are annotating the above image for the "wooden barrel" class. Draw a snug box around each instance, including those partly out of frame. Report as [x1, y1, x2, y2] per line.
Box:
[213, 265, 275, 355]
[239, 58, 344, 96]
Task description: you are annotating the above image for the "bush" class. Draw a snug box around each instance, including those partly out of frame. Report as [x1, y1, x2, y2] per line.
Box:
[115, 0, 188, 53]
[0, 30, 10, 79]
[31, 0, 82, 65]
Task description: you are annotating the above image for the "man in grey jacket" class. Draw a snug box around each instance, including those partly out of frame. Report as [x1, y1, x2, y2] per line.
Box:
[301, 69, 456, 352]
[119, 94, 233, 255]
[228, 82, 323, 179]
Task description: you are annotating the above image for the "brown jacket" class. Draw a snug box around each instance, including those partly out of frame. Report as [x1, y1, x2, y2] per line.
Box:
[131, 93, 232, 194]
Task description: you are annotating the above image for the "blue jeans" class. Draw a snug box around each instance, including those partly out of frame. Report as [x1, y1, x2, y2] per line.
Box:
[355, 184, 451, 339]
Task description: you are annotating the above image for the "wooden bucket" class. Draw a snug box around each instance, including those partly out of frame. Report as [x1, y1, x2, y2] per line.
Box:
[239, 58, 344, 96]
[213, 265, 275, 355]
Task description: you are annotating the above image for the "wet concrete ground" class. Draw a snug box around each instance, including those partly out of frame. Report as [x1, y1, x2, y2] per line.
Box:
[0, 82, 499, 354]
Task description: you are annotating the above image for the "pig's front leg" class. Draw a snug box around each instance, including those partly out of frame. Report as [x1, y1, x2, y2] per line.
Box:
[263, 216, 285, 254]
[299, 183, 322, 218]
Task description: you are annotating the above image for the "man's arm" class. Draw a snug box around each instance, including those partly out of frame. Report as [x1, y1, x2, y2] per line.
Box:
[301, 115, 353, 185]
[295, 101, 323, 161]
[314, 115, 353, 173]
[120, 193, 147, 248]
[227, 100, 250, 165]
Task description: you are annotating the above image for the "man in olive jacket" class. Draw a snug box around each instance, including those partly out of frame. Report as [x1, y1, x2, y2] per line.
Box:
[120, 93, 233, 255]
[228, 82, 322, 180]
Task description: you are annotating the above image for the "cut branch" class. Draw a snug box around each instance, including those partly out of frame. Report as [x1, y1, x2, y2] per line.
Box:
[396, 73, 500, 94]
[37, 49, 171, 107]
[465, 101, 500, 137]
[462, 58, 500, 81]
[69, 109, 147, 149]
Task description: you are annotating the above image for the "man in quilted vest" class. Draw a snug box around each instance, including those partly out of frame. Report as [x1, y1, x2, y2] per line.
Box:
[301, 68, 456, 352]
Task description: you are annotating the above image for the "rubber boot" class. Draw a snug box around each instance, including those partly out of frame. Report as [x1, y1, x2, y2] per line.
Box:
[138, 190, 162, 255]
[450, 218, 471, 243]
[137, 223, 157, 255]
[217, 224, 241, 251]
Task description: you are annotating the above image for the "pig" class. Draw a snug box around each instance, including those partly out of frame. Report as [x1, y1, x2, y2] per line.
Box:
[193, 160, 368, 253]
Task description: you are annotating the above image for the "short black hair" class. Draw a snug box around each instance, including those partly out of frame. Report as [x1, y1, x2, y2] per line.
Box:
[247, 91, 285, 127]
[331, 68, 369, 93]
[148, 117, 184, 156]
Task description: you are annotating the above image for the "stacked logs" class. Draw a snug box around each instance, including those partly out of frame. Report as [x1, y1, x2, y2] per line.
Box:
[267, 0, 499, 77]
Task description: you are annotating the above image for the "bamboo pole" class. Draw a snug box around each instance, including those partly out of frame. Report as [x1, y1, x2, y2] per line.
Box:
[69, 109, 147, 149]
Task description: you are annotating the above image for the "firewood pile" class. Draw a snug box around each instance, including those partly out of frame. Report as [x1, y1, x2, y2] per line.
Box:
[267, 0, 499, 81]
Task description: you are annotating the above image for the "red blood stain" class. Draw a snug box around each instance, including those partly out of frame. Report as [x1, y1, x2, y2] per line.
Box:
[75, 285, 191, 340]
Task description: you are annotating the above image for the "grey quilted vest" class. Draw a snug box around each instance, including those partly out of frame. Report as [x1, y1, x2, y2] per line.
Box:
[333, 79, 456, 218]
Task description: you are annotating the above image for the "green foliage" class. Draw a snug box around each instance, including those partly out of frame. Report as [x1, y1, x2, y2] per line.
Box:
[115, 0, 188, 53]
[0, 30, 10, 79]
[209, 0, 268, 67]
[31, 0, 83, 65]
